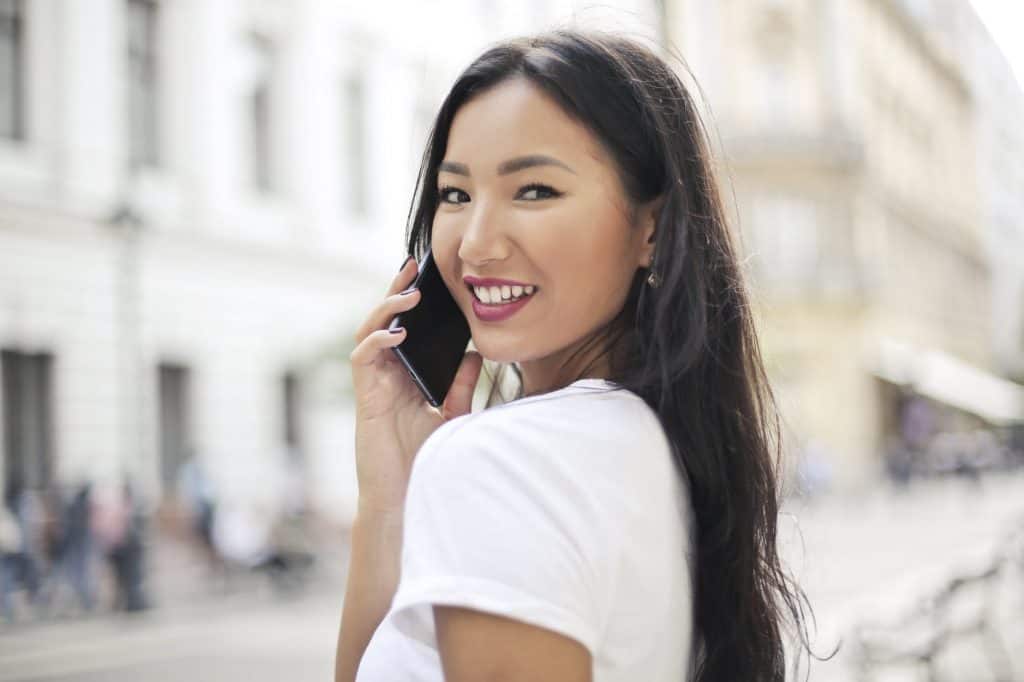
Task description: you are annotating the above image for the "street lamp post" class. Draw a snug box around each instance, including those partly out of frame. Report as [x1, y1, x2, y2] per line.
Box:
[107, 199, 147, 498]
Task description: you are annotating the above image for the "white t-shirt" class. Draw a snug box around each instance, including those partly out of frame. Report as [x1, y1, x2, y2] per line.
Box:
[355, 378, 697, 681]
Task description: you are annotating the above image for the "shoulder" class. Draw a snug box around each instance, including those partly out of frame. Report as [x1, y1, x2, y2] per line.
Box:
[416, 385, 666, 479]
[407, 385, 676, 532]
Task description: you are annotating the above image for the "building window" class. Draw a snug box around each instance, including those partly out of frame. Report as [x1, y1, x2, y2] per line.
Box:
[759, 59, 793, 127]
[126, 0, 160, 167]
[750, 193, 819, 291]
[0, 0, 24, 140]
[343, 72, 367, 216]
[751, 6, 796, 129]
[247, 33, 274, 193]
[157, 362, 191, 491]
[282, 371, 302, 463]
[1, 350, 54, 503]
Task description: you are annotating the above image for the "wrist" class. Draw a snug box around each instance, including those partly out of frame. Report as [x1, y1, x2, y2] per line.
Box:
[356, 497, 406, 528]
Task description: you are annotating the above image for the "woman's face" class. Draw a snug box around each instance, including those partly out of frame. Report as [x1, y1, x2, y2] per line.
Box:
[431, 77, 659, 395]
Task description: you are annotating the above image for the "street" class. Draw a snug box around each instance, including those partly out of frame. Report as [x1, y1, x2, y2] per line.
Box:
[781, 470, 1024, 680]
[0, 587, 341, 681]
[0, 536, 348, 682]
[0, 472, 1022, 681]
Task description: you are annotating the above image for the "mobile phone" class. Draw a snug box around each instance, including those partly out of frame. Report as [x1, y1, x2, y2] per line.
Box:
[388, 249, 472, 408]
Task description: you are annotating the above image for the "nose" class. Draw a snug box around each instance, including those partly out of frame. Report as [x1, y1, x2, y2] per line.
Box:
[456, 198, 511, 267]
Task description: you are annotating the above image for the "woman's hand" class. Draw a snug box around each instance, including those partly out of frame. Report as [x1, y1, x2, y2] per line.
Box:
[349, 255, 483, 515]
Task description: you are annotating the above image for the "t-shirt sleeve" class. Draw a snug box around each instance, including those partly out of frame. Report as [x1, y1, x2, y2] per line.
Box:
[388, 416, 618, 655]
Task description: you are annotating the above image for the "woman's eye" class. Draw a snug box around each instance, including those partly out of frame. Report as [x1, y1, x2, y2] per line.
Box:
[438, 183, 560, 204]
[517, 183, 561, 201]
[438, 186, 469, 204]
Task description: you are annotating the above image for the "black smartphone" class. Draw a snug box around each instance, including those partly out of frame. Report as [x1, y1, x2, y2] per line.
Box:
[388, 249, 472, 407]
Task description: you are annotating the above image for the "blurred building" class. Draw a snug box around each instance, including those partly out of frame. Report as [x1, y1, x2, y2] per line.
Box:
[0, 1, 658, 524]
[906, 1, 1024, 381]
[960, 8, 1024, 382]
[665, 0, 1024, 487]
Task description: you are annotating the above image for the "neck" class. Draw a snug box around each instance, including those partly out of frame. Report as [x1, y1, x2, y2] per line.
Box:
[518, 349, 612, 398]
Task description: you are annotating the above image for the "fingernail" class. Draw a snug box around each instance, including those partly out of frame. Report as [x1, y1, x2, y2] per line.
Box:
[398, 255, 413, 272]
[389, 327, 405, 334]
[400, 287, 417, 295]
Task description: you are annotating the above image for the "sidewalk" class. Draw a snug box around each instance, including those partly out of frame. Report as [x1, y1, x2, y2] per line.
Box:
[0, 515, 352, 681]
[782, 470, 1024, 681]
[8, 473, 1020, 681]
[0, 573, 344, 682]
[0, 512, 351, 631]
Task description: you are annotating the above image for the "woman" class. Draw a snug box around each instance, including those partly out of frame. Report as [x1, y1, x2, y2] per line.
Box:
[337, 29, 819, 682]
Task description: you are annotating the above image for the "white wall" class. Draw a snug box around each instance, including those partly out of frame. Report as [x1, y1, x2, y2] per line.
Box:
[0, 0, 661, 523]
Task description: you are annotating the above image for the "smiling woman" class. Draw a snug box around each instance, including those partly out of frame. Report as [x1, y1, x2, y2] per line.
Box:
[428, 75, 661, 398]
[337, 28, 827, 682]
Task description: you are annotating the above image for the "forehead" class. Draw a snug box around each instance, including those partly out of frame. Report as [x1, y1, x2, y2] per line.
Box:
[444, 77, 608, 170]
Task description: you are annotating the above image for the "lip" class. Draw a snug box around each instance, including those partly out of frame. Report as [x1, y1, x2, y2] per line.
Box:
[471, 292, 535, 322]
[462, 275, 540, 323]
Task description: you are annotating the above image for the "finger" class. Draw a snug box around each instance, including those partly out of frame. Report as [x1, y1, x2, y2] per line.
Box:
[353, 287, 421, 344]
[349, 327, 407, 370]
[386, 255, 419, 297]
[441, 351, 484, 421]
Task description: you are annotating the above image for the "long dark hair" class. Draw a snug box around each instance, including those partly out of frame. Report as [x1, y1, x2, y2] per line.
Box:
[403, 28, 829, 681]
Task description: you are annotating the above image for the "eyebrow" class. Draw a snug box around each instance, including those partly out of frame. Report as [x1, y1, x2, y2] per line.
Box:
[438, 154, 576, 177]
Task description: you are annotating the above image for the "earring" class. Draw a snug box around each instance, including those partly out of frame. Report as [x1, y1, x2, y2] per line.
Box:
[645, 253, 660, 288]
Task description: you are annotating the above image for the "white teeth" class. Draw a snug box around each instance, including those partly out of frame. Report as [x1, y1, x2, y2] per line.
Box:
[472, 284, 537, 304]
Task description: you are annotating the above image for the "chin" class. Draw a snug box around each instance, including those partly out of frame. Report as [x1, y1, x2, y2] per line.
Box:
[469, 335, 529, 365]
[471, 346, 519, 365]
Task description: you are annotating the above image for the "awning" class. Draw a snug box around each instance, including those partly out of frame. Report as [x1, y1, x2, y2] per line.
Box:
[868, 337, 1024, 426]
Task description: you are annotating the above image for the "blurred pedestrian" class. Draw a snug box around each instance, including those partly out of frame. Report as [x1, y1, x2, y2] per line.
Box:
[93, 479, 149, 612]
[0, 489, 47, 624]
[900, 392, 936, 453]
[12, 489, 44, 612]
[256, 505, 316, 595]
[884, 435, 914, 488]
[35, 484, 64, 608]
[0, 501, 22, 623]
[112, 481, 148, 612]
[177, 450, 219, 570]
[38, 482, 97, 617]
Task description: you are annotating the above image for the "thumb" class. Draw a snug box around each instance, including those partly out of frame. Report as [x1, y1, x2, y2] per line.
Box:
[441, 351, 484, 420]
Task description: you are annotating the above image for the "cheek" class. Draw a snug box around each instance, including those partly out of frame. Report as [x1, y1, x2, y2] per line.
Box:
[558, 211, 635, 304]
[552, 207, 628, 273]
[429, 220, 462, 292]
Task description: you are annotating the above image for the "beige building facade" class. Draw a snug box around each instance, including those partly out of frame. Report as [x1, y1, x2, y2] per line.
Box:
[665, 0, 1007, 488]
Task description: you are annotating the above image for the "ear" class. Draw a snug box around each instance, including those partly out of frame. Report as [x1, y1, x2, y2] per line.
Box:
[636, 193, 665, 267]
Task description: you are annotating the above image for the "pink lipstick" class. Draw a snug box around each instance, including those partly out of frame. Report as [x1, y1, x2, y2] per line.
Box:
[471, 293, 535, 322]
[463, 275, 539, 323]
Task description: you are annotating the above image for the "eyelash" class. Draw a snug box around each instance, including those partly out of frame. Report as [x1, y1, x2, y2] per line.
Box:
[437, 183, 562, 204]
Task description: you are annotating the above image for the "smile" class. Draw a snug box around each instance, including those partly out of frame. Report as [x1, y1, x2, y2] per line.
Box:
[469, 284, 536, 304]
[469, 286, 537, 322]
